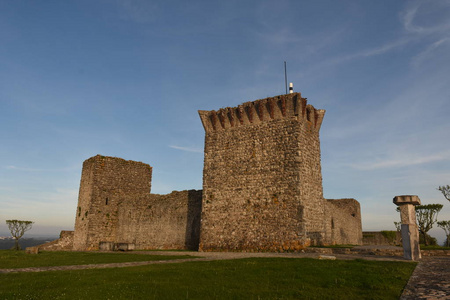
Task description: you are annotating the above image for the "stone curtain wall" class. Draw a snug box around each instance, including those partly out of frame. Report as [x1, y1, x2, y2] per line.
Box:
[31, 231, 74, 252]
[326, 199, 362, 245]
[198, 93, 327, 251]
[115, 190, 202, 250]
[362, 231, 401, 246]
[73, 155, 202, 251]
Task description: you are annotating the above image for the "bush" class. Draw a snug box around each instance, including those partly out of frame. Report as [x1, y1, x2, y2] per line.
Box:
[381, 231, 397, 243]
[419, 233, 437, 246]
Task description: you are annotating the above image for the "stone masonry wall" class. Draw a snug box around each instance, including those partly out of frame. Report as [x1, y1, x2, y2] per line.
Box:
[68, 91, 363, 253]
[198, 93, 327, 251]
[73, 155, 152, 250]
[362, 231, 401, 246]
[115, 190, 202, 250]
[31, 230, 74, 252]
[72, 155, 201, 251]
[325, 199, 362, 245]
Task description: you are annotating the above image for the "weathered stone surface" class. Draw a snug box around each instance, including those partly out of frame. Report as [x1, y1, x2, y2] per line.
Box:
[393, 195, 421, 206]
[59, 92, 362, 253]
[362, 231, 401, 246]
[401, 224, 421, 260]
[33, 230, 74, 252]
[394, 195, 421, 261]
[99, 242, 114, 251]
[326, 199, 362, 245]
[72, 155, 202, 251]
[199, 93, 362, 250]
[25, 246, 39, 254]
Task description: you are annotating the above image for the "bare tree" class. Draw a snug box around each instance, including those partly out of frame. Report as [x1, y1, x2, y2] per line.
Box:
[437, 221, 450, 247]
[6, 220, 34, 250]
[438, 185, 450, 202]
[415, 204, 443, 246]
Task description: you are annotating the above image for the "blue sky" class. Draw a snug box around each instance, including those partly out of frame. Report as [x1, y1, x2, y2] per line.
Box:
[1, 0, 449, 243]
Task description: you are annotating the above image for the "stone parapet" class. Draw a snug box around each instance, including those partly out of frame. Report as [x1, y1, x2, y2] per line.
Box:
[199, 93, 325, 133]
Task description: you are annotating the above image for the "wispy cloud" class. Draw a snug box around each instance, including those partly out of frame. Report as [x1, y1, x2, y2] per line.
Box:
[115, 0, 159, 23]
[169, 145, 203, 153]
[350, 151, 450, 170]
[322, 38, 411, 69]
[401, 2, 422, 33]
[401, 0, 450, 34]
[411, 38, 450, 68]
[4, 166, 75, 172]
[318, 1, 450, 70]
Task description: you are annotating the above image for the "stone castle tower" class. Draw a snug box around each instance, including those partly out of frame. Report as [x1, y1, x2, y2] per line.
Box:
[198, 92, 330, 251]
[72, 156, 153, 250]
[42, 92, 361, 252]
[73, 155, 202, 251]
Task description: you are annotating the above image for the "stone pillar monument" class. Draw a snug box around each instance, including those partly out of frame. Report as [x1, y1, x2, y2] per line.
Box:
[393, 195, 421, 261]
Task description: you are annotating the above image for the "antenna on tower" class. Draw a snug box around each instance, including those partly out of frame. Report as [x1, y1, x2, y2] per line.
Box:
[284, 61, 288, 94]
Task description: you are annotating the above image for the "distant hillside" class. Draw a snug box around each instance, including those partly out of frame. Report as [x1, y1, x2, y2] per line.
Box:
[0, 238, 57, 250]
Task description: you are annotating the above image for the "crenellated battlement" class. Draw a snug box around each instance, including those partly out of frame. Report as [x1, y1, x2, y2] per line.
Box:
[198, 92, 325, 133]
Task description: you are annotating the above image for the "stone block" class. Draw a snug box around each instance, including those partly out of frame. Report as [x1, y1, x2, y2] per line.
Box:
[99, 242, 114, 251]
[25, 246, 39, 254]
[400, 224, 421, 260]
[393, 195, 421, 206]
[114, 243, 134, 251]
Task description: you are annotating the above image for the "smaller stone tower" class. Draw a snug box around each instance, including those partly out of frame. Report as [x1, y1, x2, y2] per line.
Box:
[72, 155, 152, 251]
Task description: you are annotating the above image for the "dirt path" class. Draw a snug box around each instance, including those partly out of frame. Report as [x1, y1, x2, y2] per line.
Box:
[0, 250, 409, 274]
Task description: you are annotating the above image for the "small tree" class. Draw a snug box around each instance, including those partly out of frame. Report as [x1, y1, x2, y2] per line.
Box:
[437, 221, 450, 247]
[438, 185, 450, 202]
[6, 220, 34, 250]
[415, 204, 443, 246]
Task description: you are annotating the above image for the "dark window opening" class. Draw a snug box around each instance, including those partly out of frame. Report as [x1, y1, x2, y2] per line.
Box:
[106, 198, 109, 205]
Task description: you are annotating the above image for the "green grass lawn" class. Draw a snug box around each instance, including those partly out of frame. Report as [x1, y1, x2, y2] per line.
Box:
[0, 250, 194, 269]
[420, 245, 450, 250]
[0, 255, 416, 300]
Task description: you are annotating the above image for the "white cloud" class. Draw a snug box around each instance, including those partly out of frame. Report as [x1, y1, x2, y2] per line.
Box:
[308, 37, 412, 74]
[169, 145, 203, 153]
[358, 39, 411, 57]
[401, 0, 450, 34]
[401, 2, 422, 33]
[350, 151, 450, 170]
[411, 38, 450, 68]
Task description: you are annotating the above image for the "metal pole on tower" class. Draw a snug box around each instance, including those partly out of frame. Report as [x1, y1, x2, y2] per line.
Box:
[284, 61, 288, 94]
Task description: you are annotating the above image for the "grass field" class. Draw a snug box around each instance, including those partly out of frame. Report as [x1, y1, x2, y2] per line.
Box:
[0, 251, 416, 300]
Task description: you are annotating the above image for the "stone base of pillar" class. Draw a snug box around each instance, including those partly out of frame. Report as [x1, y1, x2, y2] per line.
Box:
[401, 224, 421, 260]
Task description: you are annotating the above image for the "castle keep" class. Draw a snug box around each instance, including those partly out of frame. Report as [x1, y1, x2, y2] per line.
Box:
[198, 93, 361, 250]
[46, 92, 362, 252]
